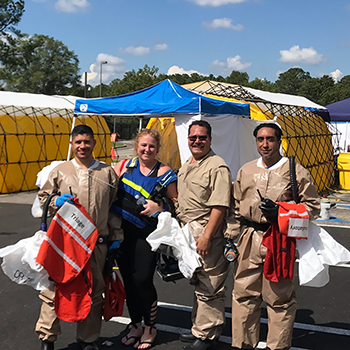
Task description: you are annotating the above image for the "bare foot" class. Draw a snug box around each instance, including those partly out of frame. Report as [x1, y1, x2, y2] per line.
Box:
[121, 323, 142, 346]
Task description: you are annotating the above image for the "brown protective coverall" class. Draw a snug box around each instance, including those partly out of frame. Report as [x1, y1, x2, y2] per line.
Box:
[35, 159, 123, 343]
[177, 150, 232, 340]
[231, 157, 320, 350]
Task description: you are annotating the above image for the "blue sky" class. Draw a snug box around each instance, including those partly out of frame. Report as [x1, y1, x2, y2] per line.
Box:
[18, 0, 350, 87]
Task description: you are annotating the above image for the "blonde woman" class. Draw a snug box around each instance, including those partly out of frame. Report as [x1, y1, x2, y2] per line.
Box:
[111, 129, 177, 349]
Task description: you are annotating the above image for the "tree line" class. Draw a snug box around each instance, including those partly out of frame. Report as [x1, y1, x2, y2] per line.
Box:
[1, 1, 349, 106]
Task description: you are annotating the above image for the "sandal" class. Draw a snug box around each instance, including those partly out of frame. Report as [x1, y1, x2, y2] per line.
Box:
[134, 326, 157, 349]
[134, 338, 157, 350]
[121, 323, 142, 346]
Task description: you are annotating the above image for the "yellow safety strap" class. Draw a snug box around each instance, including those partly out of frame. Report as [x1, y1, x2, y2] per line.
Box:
[121, 177, 151, 199]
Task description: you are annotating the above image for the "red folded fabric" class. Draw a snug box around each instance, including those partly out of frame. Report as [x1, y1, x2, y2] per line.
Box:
[103, 272, 126, 321]
[262, 223, 296, 282]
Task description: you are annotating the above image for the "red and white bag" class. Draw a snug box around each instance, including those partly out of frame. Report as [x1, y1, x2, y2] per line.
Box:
[36, 198, 98, 283]
[36, 198, 98, 322]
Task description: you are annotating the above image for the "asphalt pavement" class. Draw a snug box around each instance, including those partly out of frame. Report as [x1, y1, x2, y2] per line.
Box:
[1, 160, 350, 350]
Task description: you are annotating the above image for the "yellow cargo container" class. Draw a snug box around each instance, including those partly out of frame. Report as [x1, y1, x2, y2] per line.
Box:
[338, 153, 350, 190]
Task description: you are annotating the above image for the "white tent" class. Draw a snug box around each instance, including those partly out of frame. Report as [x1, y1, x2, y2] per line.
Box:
[0, 91, 111, 193]
[74, 79, 259, 180]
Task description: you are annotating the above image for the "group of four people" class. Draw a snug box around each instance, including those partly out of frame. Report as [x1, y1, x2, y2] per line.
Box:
[36, 120, 320, 350]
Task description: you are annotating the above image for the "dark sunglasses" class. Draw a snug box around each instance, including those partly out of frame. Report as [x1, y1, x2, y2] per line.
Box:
[188, 135, 208, 142]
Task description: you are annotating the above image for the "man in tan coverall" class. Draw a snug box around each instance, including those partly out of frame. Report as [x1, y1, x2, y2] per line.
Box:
[231, 122, 320, 350]
[177, 120, 232, 350]
[36, 125, 123, 350]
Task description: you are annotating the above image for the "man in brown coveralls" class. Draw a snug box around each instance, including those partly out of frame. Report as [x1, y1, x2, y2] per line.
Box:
[231, 122, 320, 350]
[176, 120, 232, 350]
[36, 125, 123, 350]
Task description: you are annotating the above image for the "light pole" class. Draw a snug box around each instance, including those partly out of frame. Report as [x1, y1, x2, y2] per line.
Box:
[99, 61, 108, 97]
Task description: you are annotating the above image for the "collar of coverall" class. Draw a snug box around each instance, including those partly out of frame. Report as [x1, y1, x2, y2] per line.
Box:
[257, 156, 288, 170]
[72, 158, 99, 169]
[190, 148, 215, 165]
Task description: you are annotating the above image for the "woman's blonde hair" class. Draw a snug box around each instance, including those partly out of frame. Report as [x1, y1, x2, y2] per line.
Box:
[133, 128, 161, 156]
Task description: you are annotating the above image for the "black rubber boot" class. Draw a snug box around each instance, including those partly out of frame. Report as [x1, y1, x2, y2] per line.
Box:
[41, 340, 54, 350]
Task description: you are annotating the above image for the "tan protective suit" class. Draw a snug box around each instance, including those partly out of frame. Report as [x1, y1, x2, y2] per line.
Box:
[35, 159, 123, 343]
[177, 150, 232, 340]
[231, 157, 320, 350]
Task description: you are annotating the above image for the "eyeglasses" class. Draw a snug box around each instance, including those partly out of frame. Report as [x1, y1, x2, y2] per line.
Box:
[188, 135, 208, 142]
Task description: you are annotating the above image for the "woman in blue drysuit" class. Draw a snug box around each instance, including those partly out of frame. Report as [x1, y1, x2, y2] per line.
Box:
[111, 129, 177, 349]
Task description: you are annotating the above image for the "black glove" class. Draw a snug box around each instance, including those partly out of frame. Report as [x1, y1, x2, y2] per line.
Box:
[259, 197, 279, 223]
[104, 241, 121, 276]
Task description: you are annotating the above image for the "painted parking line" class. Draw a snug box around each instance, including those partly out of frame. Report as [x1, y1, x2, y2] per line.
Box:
[316, 223, 350, 229]
[109, 301, 350, 350]
[109, 315, 304, 350]
[158, 302, 350, 336]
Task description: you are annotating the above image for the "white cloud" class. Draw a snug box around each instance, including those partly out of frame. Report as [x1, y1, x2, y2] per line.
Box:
[330, 69, 343, 82]
[123, 46, 150, 56]
[203, 18, 243, 30]
[211, 55, 251, 73]
[55, 0, 90, 13]
[279, 45, 324, 65]
[167, 65, 203, 76]
[83, 53, 126, 86]
[154, 43, 169, 51]
[190, 0, 245, 6]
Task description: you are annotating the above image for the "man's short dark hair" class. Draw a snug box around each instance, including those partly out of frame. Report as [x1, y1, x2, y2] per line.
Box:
[188, 120, 212, 138]
[253, 122, 282, 141]
[71, 124, 94, 139]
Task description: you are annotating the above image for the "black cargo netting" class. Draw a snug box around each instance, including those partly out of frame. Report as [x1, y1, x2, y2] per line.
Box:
[187, 81, 341, 193]
[0, 105, 110, 193]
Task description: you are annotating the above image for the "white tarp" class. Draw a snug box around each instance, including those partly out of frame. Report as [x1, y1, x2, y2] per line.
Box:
[184, 81, 326, 110]
[175, 114, 260, 181]
[244, 87, 326, 109]
[0, 91, 78, 110]
[331, 122, 350, 153]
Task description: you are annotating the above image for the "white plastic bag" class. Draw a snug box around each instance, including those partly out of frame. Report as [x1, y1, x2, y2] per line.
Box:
[0, 230, 51, 290]
[31, 195, 42, 218]
[31, 160, 65, 218]
[146, 212, 201, 278]
[297, 222, 350, 287]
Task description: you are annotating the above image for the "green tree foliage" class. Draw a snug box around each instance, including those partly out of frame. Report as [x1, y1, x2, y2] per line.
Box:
[334, 75, 350, 101]
[0, 0, 24, 35]
[299, 75, 334, 106]
[321, 75, 350, 105]
[275, 67, 311, 95]
[225, 70, 249, 86]
[109, 65, 161, 96]
[86, 64, 349, 108]
[248, 77, 275, 92]
[0, 34, 80, 94]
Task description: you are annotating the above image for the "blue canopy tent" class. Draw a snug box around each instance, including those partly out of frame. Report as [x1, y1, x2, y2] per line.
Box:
[74, 79, 250, 117]
[73, 79, 257, 179]
[326, 98, 350, 122]
[326, 98, 350, 152]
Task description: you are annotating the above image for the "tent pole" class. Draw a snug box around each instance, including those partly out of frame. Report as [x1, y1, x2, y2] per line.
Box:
[139, 117, 142, 131]
[67, 115, 77, 161]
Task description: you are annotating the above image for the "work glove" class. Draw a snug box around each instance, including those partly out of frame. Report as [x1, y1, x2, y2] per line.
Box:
[259, 197, 279, 223]
[104, 240, 121, 276]
[55, 193, 74, 207]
